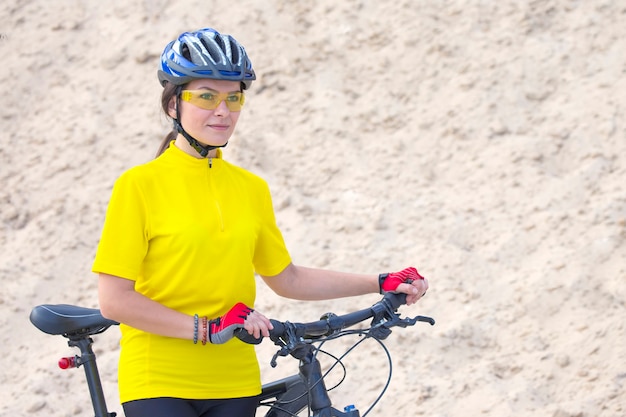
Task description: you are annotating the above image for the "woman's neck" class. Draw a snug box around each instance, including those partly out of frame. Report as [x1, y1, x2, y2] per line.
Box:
[174, 136, 219, 159]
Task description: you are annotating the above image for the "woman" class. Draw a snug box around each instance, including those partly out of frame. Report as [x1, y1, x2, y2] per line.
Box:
[94, 27, 429, 417]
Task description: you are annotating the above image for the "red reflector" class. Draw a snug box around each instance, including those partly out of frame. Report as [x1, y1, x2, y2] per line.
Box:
[58, 356, 76, 369]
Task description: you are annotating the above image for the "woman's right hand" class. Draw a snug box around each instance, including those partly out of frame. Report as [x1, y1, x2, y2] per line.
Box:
[242, 308, 274, 340]
[209, 303, 273, 344]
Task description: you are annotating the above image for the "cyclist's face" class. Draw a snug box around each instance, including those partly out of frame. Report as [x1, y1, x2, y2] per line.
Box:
[170, 79, 242, 151]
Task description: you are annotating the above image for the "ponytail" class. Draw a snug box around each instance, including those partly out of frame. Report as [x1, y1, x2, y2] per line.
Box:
[156, 82, 182, 158]
[156, 130, 178, 158]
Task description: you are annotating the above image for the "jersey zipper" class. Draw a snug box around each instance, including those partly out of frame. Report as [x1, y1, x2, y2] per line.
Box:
[207, 158, 225, 231]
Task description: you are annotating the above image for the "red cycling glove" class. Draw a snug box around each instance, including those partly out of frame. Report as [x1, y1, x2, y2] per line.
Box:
[379, 267, 424, 294]
[209, 302, 254, 344]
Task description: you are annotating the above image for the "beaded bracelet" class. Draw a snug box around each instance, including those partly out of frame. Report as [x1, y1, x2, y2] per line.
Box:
[193, 314, 199, 344]
[201, 316, 208, 345]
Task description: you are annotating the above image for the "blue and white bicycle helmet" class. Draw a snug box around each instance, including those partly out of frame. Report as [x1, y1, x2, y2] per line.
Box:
[158, 27, 256, 89]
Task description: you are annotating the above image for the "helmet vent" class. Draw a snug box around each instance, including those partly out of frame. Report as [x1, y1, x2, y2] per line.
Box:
[214, 35, 227, 55]
[181, 44, 191, 61]
[199, 38, 218, 63]
[229, 38, 240, 64]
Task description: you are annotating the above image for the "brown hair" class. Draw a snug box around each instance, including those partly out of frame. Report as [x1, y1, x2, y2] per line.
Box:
[155, 82, 180, 158]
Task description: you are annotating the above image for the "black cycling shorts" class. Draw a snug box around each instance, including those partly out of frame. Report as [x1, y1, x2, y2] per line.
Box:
[122, 396, 259, 417]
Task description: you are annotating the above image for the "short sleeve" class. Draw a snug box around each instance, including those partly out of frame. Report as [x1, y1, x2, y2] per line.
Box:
[92, 170, 149, 280]
[252, 183, 291, 276]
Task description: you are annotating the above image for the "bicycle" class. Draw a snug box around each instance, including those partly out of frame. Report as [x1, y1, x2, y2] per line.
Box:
[29, 292, 435, 417]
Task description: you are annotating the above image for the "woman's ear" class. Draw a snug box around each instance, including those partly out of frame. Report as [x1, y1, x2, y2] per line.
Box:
[167, 97, 177, 119]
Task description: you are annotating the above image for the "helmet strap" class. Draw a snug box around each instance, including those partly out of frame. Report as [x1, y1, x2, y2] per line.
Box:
[173, 86, 228, 158]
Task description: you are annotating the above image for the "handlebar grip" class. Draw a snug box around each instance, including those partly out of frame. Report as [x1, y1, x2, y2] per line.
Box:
[235, 319, 285, 345]
[234, 328, 263, 344]
[385, 292, 407, 309]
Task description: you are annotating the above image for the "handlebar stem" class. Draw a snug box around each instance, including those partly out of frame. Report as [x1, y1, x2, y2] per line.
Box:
[299, 348, 332, 413]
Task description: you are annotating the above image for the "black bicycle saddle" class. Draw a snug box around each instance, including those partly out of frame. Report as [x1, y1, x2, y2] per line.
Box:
[30, 304, 118, 337]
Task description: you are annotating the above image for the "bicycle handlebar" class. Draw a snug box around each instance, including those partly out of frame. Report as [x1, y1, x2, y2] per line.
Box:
[236, 292, 435, 345]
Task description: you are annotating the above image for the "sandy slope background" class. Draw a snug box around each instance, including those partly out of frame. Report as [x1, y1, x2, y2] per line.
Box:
[1, 1, 624, 416]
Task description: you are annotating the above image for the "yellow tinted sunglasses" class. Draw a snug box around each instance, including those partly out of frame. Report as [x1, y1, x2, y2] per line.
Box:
[180, 89, 245, 111]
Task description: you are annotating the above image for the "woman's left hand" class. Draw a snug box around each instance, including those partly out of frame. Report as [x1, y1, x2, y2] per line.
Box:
[380, 267, 429, 306]
[398, 277, 429, 305]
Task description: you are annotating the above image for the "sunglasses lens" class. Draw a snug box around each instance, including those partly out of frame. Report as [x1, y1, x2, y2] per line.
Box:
[181, 90, 244, 111]
[223, 93, 244, 111]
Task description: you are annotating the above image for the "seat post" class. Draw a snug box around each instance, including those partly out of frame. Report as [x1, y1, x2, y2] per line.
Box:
[68, 337, 116, 417]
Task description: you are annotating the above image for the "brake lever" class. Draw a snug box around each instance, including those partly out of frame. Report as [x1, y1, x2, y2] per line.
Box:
[394, 315, 436, 327]
[270, 347, 290, 368]
[415, 315, 436, 326]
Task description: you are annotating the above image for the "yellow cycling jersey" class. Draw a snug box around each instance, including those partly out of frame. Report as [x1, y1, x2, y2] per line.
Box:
[92, 144, 291, 402]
